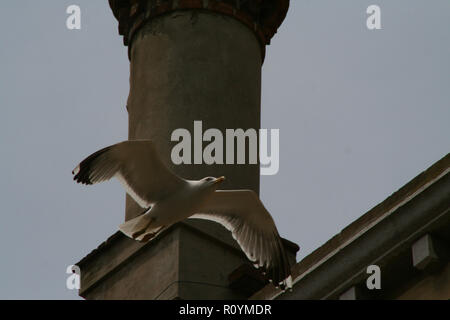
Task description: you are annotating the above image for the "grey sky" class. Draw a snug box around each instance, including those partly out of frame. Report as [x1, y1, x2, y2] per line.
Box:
[0, 1, 449, 299]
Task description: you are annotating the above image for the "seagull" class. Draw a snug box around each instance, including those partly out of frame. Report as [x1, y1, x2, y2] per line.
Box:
[72, 140, 292, 289]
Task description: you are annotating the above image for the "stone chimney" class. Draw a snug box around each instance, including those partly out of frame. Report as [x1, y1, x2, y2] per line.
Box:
[76, 0, 298, 300]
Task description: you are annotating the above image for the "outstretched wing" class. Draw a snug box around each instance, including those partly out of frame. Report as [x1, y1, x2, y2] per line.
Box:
[191, 190, 292, 289]
[72, 140, 185, 208]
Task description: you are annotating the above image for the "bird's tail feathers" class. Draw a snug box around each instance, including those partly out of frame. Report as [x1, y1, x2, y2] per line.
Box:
[119, 214, 152, 238]
[119, 214, 164, 243]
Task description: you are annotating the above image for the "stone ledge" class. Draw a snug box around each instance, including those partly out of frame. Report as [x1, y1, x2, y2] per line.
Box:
[77, 218, 298, 299]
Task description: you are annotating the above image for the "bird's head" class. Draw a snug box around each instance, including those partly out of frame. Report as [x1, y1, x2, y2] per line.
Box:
[200, 176, 226, 191]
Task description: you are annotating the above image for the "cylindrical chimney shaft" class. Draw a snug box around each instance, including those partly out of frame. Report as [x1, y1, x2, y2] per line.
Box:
[109, 0, 290, 221]
[126, 11, 261, 219]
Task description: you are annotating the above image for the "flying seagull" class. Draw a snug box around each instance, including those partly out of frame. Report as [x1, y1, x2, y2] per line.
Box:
[72, 140, 292, 289]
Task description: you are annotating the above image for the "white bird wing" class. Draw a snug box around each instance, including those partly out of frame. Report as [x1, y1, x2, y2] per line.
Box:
[191, 190, 292, 289]
[72, 140, 185, 208]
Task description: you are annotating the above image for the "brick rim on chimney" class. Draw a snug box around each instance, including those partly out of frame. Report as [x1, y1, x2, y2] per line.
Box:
[108, 0, 290, 60]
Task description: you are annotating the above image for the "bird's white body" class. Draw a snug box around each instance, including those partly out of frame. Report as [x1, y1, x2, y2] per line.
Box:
[150, 180, 212, 224]
[124, 180, 216, 237]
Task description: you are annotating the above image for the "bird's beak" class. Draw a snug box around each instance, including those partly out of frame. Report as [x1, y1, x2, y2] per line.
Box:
[214, 176, 226, 184]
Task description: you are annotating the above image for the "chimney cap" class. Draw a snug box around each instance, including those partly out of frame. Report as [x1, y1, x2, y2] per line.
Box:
[108, 0, 289, 48]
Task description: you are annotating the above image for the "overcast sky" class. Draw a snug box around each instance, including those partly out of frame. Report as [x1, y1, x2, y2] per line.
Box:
[0, 1, 449, 299]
